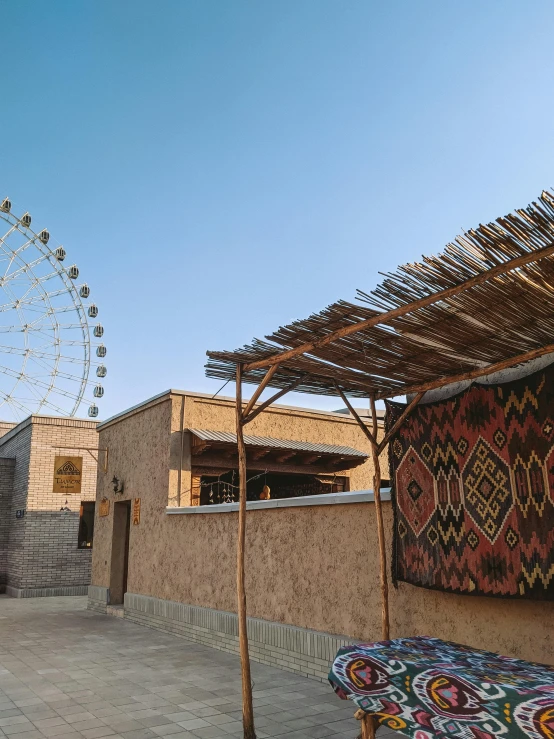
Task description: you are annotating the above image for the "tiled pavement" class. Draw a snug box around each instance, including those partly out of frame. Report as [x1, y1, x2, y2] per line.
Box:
[0, 596, 402, 739]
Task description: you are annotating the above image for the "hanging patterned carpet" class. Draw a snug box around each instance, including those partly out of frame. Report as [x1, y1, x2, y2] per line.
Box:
[329, 636, 554, 739]
[387, 361, 554, 599]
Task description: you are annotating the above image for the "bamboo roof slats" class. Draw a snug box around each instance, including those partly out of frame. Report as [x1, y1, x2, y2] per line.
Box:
[206, 191, 554, 399]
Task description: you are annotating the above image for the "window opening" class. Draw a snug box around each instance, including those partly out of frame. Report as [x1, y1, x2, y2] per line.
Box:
[198, 470, 348, 505]
[78, 501, 95, 549]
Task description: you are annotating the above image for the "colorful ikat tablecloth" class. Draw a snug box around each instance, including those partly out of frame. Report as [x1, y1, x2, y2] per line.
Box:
[329, 637, 554, 739]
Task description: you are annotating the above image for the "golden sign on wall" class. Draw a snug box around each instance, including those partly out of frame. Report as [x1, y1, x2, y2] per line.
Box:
[99, 498, 110, 517]
[53, 456, 83, 495]
[132, 498, 141, 525]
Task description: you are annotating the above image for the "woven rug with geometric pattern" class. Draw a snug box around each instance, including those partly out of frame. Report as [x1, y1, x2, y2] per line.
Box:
[386, 362, 554, 599]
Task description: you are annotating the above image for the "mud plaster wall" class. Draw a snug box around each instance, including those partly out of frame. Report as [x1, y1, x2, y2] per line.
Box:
[92, 392, 553, 665]
[91, 398, 173, 588]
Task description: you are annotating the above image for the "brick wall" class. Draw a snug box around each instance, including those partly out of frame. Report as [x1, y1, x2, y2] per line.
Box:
[0, 416, 99, 595]
[0, 422, 16, 440]
[1, 420, 33, 590]
[0, 458, 16, 589]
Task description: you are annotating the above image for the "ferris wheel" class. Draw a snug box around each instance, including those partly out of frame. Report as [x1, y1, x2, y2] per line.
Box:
[0, 198, 105, 422]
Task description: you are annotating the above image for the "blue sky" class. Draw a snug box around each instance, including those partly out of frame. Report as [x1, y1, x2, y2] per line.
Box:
[2, 0, 554, 419]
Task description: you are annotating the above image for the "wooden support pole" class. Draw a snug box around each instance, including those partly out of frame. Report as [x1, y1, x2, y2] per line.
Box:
[370, 394, 390, 641]
[241, 364, 280, 420]
[243, 242, 554, 372]
[334, 383, 378, 447]
[376, 391, 425, 455]
[362, 714, 376, 739]
[377, 341, 554, 400]
[355, 710, 376, 739]
[243, 374, 307, 425]
[334, 383, 391, 640]
[235, 364, 256, 739]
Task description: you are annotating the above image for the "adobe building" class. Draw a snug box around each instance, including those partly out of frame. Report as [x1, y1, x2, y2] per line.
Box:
[87, 389, 389, 675]
[0, 415, 99, 597]
[87, 386, 554, 681]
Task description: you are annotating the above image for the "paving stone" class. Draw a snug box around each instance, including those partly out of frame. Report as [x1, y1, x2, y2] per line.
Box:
[0, 596, 404, 739]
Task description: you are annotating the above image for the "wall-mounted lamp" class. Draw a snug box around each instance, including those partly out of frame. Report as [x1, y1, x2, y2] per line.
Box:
[112, 476, 124, 495]
[60, 499, 71, 513]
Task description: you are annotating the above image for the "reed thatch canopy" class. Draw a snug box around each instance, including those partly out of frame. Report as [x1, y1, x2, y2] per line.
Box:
[206, 191, 554, 400]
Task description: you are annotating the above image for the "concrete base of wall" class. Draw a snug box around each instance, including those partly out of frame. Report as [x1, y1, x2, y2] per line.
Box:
[120, 592, 350, 682]
[6, 585, 89, 598]
[87, 584, 110, 613]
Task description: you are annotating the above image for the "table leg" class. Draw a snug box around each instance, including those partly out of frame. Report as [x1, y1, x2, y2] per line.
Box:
[355, 710, 376, 739]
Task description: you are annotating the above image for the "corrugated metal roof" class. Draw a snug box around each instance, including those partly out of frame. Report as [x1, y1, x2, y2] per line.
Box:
[187, 429, 367, 458]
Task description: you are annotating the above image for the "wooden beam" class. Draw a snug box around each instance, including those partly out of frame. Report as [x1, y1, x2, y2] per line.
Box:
[275, 451, 296, 463]
[190, 465, 232, 476]
[241, 363, 281, 420]
[377, 391, 425, 454]
[301, 453, 321, 464]
[189, 455, 359, 476]
[243, 374, 308, 425]
[334, 382, 378, 447]
[251, 449, 271, 461]
[377, 342, 554, 400]
[235, 365, 256, 739]
[191, 442, 209, 456]
[243, 242, 554, 372]
[370, 394, 390, 641]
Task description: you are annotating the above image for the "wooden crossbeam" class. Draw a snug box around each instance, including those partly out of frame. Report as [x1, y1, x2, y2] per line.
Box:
[376, 392, 425, 454]
[243, 242, 554, 372]
[334, 382, 378, 447]
[241, 363, 280, 420]
[243, 374, 308, 425]
[377, 342, 554, 400]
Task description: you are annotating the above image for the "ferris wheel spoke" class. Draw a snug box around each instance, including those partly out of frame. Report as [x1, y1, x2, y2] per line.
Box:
[37, 398, 68, 415]
[0, 237, 36, 277]
[24, 286, 77, 303]
[26, 318, 86, 330]
[4, 399, 24, 422]
[0, 275, 59, 310]
[21, 371, 100, 386]
[3, 394, 34, 419]
[0, 221, 19, 244]
[2, 253, 52, 282]
[0, 363, 83, 402]
[0, 326, 52, 334]
[0, 345, 98, 366]
[6, 303, 88, 317]
[11, 389, 67, 417]
[14, 394, 74, 417]
[22, 347, 80, 380]
[23, 352, 62, 377]
[28, 269, 64, 284]
[0, 227, 27, 267]
[15, 377, 53, 410]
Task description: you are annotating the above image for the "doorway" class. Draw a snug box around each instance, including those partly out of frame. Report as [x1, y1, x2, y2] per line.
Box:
[109, 500, 131, 605]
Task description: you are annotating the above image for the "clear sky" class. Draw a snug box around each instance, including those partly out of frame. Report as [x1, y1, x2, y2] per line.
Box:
[2, 0, 554, 419]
